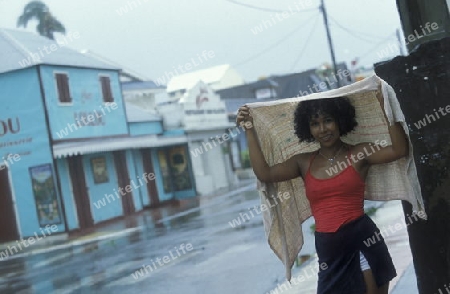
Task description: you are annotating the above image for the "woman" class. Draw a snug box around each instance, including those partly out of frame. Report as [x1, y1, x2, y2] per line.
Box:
[236, 94, 409, 294]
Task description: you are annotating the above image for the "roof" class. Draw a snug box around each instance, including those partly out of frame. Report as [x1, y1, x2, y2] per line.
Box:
[122, 80, 165, 91]
[0, 28, 120, 74]
[223, 97, 279, 116]
[217, 63, 351, 100]
[166, 64, 232, 93]
[125, 103, 161, 123]
[250, 78, 279, 89]
[81, 50, 149, 81]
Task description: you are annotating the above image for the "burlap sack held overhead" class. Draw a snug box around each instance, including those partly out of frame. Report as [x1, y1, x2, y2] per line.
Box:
[245, 75, 426, 281]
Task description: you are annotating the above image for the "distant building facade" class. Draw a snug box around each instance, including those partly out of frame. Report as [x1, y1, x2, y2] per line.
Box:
[158, 80, 238, 195]
[0, 29, 196, 241]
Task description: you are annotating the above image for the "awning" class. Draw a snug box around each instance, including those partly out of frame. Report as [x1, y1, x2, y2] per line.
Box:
[53, 135, 187, 158]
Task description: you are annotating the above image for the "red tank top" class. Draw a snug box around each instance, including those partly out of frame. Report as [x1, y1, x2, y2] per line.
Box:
[304, 149, 365, 233]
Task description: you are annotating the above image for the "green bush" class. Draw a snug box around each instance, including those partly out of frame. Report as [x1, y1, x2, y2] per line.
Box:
[241, 150, 251, 168]
[365, 206, 378, 216]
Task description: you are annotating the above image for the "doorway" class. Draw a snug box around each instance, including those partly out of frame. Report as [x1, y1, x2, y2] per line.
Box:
[0, 165, 19, 242]
[113, 151, 135, 215]
[141, 149, 159, 206]
[67, 156, 94, 230]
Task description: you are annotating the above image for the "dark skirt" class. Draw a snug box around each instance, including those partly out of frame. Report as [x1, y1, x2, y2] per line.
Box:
[314, 214, 397, 294]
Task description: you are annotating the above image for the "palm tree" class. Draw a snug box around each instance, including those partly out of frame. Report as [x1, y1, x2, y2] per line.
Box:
[17, 1, 65, 40]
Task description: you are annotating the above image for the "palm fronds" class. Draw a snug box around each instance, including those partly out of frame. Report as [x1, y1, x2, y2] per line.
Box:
[17, 1, 66, 40]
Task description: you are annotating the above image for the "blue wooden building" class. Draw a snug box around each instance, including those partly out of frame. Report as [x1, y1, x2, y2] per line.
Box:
[0, 29, 196, 241]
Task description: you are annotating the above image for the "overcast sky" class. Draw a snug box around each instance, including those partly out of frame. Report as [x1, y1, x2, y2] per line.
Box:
[0, 0, 403, 83]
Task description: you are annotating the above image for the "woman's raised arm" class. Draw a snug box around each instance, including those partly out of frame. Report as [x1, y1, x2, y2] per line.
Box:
[237, 106, 301, 182]
[360, 90, 409, 165]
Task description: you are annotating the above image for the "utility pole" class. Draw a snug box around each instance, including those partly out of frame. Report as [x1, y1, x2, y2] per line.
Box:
[396, 28, 406, 56]
[320, 0, 340, 87]
[376, 1, 450, 293]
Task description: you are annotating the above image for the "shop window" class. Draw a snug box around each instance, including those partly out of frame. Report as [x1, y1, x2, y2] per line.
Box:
[170, 146, 193, 191]
[172, 154, 184, 165]
[158, 146, 193, 193]
[158, 150, 172, 193]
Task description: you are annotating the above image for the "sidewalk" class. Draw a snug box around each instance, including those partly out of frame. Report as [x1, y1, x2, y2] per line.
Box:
[0, 179, 256, 262]
[390, 262, 419, 294]
[266, 200, 419, 294]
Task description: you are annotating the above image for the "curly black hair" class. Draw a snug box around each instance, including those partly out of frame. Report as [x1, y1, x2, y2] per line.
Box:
[294, 97, 358, 142]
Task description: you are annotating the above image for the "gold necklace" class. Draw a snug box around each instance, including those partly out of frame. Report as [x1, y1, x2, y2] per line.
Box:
[318, 144, 344, 166]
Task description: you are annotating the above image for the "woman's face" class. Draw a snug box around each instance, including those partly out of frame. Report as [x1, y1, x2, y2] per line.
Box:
[309, 112, 340, 147]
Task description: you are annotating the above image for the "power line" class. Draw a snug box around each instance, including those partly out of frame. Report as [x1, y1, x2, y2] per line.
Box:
[327, 14, 387, 42]
[357, 32, 398, 61]
[329, 23, 381, 44]
[224, 0, 319, 13]
[290, 13, 321, 71]
[235, 11, 321, 67]
[328, 14, 387, 39]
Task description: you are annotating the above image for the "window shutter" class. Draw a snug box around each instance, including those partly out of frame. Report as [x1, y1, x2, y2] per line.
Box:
[100, 76, 114, 103]
[56, 75, 65, 101]
[56, 73, 72, 103]
[63, 75, 71, 103]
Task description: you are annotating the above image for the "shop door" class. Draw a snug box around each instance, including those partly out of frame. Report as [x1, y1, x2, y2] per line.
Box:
[155, 146, 195, 200]
[113, 151, 135, 215]
[141, 149, 159, 206]
[0, 166, 19, 242]
[67, 156, 94, 230]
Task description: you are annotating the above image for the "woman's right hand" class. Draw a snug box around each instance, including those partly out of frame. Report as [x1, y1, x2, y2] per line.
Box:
[236, 105, 254, 129]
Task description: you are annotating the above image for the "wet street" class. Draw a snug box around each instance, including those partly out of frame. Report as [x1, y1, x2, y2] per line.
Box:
[0, 183, 402, 294]
[0, 184, 316, 294]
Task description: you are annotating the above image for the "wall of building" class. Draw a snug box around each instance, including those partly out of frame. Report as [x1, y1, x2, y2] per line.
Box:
[188, 141, 215, 195]
[182, 81, 230, 130]
[38, 66, 129, 141]
[211, 68, 245, 91]
[187, 129, 232, 195]
[82, 152, 123, 223]
[54, 148, 154, 232]
[0, 67, 66, 238]
[129, 121, 163, 137]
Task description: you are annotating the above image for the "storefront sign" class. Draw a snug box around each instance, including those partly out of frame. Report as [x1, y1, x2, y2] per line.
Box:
[74, 111, 105, 126]
[0, 117, 21, 136]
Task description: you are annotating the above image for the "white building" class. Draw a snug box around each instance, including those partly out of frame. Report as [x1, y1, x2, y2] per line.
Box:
[166, 64, 245, 100]
[183, 81, 238, 194]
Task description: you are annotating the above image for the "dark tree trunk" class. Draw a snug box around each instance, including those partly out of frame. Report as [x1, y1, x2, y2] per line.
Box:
[375, 37, 450, 294]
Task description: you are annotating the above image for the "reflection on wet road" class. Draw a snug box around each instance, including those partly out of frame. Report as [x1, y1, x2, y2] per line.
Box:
[0, 185, 301, 294]
[0, 183, 397, 294]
